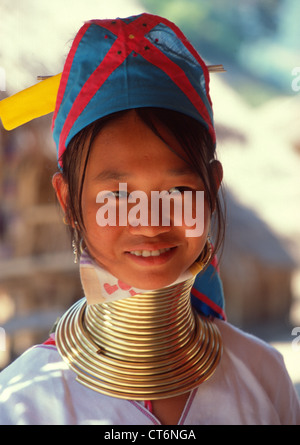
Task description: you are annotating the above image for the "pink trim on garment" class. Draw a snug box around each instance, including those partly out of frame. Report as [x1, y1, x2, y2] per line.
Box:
[129, 400, 161, 425]
[178, 388, 197, 425]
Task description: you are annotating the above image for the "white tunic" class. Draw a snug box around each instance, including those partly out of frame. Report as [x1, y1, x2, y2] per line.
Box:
[0, 319, 299, 425]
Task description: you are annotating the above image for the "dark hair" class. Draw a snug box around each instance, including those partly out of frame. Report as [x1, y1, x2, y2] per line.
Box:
[60, 108, 226, 260]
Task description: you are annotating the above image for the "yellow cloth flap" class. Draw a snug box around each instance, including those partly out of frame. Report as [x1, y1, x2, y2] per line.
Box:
[0, 73, 61, 130]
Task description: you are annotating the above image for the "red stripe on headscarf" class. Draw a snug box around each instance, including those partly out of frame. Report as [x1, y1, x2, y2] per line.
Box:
[140, 45, 215, 143]
[192, 287, 226, 320]
[155, 15, 212, 107]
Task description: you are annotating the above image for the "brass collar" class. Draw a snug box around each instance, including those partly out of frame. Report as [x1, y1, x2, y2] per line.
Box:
[56, 277, 222, 400]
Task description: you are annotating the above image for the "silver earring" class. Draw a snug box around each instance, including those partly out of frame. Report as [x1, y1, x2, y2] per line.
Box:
[72, 222, 80, 264]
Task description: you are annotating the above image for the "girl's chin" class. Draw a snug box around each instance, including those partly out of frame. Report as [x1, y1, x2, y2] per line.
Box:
[119, 270, 182, 291]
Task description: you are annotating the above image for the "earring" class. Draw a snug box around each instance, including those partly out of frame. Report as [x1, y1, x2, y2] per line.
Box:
[79, 238, 85, 255]
[72, 222, 80, 264]
[197, 238, 212, 271]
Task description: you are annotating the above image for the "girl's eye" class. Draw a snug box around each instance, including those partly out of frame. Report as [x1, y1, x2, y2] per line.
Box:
[99, 190, 129, 200]
[112, 190, 128, 199]
[168, 187, 191, 194]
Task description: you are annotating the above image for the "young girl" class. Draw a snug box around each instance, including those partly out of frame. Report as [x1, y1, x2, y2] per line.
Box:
[0, 13, 299, 425]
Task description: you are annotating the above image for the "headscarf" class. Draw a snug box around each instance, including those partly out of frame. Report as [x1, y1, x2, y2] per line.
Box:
[52, 13, 215, 168]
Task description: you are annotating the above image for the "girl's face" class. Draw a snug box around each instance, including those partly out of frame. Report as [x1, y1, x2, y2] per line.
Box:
[79, 110, 211, 290]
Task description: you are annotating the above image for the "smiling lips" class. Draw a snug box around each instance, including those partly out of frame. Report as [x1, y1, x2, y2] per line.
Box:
[129, 247, 172, 257]
[125, 246, 178, 265]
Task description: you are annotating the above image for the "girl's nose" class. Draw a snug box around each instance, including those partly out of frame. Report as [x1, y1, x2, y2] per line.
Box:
[127, 206, 172, 236]
[128, 221, 172, 237]
[126, 193, 174, 237]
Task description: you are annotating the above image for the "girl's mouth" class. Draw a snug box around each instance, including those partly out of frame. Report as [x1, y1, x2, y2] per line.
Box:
[125, 246, 177, 265]
[129, 247, 172, 257]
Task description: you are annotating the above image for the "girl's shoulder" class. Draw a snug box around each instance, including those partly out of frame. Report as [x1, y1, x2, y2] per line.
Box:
[213, 317, 299, 398]
[215, 318, 279, 354]
[0, 336, 62, 383]
[208, 318, 300, 424]
[0, 339, 70, 424]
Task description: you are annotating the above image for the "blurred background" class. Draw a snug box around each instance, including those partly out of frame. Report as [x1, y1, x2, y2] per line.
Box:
[0, 0, 299, 395]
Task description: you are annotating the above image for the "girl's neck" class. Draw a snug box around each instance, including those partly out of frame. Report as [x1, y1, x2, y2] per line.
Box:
[85, 276, 197, 364]
[56, 275, 222, 400]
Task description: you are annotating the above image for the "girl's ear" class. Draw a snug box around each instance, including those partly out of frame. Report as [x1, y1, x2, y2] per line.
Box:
[210, 160, 223, 192]
[209, 160, 223, 213]
[52, 172, 69, 216]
